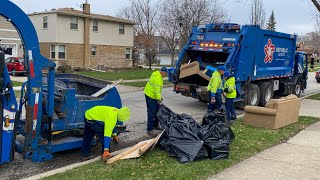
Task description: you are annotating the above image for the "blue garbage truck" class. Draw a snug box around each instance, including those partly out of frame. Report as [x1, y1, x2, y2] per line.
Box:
[169, 23, 308, 107]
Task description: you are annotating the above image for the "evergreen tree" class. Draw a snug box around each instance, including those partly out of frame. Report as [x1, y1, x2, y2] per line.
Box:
[266, 10, 276, 31]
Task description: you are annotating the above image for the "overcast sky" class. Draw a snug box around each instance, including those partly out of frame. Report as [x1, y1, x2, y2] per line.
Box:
[10, 0, 317, 35]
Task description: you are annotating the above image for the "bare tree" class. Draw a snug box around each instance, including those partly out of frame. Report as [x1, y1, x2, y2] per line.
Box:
[249, 0, 266, 28]
[311, 0, 320, 12]
[157, 0, 228, 66]
[180, 0, 228, 44]
[117, 0, 160, 69]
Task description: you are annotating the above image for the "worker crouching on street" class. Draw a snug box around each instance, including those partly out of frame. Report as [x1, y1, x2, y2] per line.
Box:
[144, 67, 167, 137]
[207, 66, 226, 112]
[223, 72, 237, 123]
[81, 106, 130, 161]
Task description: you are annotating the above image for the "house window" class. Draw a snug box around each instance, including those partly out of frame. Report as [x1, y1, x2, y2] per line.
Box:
[125, 48, 131, 59]
[50, 45, 55, 59]
[119, 24, 125, 34]
[93, 20, 98, 32]
[70, 17, 78, 30]
[50, 45, 66, 59]
[58, 45, 66, 59]
[91, 46, 97, 55]
[43, 16, 48, 29]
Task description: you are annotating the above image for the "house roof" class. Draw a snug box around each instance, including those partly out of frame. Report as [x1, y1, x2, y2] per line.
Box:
[28, 8, 136, 25]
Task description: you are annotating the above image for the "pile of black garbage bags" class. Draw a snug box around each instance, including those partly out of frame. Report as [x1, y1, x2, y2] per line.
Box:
[156, 105, 235, 163]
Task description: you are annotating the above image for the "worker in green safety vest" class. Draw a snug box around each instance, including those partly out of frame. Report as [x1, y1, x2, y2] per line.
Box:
[81, 106, 130, 161]
[223, 72, 237, 123]
[144, 67, 167, 137]
[207, 66, 226, 112]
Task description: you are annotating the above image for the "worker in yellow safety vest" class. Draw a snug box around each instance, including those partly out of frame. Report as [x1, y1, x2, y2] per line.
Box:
[81, 106, 130, 161]
[144, 67, 167, 137]
[223, 71, 237, 123]
[207, 66, 226, 112]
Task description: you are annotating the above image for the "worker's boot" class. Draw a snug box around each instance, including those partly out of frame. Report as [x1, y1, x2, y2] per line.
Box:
[154, 125, 163, 131]
[147, 130, 162, 138]
[80, 155, 95, 162]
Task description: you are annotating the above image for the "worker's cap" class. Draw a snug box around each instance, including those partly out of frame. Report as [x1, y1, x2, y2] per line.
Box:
[217, 66, 227, 71]
[224, 72, 232, 78]
[160, 67, 168, 73]
[118, 107, 131, 122]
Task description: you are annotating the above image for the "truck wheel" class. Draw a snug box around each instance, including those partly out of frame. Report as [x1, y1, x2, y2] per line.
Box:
[292, 78, 302, 97]
[259, 82, 273, 107]
[246, 84, 260, 106]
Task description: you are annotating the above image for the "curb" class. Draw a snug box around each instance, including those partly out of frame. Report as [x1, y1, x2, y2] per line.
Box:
[301, 91, 320, 99]
[22, 147, 130, 180]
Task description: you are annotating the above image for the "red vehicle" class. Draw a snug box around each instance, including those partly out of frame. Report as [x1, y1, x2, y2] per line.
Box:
[5, 57, 26, 76]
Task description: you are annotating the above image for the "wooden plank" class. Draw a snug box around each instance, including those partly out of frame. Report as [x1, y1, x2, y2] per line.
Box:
[151, 130, 164, 150]
[106, 140, 148, 164]
[138, 139, 157, 155]
[122, 139, 155, 159]
[91, 79, 123, 97]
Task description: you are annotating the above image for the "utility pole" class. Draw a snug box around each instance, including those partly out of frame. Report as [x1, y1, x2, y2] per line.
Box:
[312, 0, 320, 12]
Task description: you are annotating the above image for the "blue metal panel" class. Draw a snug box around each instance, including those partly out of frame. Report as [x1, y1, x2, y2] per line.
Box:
[0, 0, 124, 163]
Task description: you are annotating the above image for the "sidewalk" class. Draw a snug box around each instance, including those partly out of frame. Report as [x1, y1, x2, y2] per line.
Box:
[210, 99, 320, 180]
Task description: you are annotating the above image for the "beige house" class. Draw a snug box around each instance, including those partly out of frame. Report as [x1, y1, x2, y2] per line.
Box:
[28, 3, 135, 69]
[0, 16, 23, 59]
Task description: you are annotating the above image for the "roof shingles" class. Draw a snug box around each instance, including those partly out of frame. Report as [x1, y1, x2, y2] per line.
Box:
[29, 8, 135, 25]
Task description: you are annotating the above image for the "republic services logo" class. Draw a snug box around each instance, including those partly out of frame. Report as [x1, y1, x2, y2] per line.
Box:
[264, 39, 275, 63]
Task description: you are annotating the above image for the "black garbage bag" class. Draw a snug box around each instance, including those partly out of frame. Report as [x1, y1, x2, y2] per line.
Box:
[156, 105, 234, 163]
[202, 111, 235, 142]
[168, 119, 206, 163]
[199, 112, 235, 160]
[156, 105, 177, 130]
[179, 113, 202, 133]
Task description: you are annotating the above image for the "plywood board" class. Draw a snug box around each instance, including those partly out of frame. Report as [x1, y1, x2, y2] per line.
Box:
[179, 61, 210, 81]
[107, 132, 164, 164]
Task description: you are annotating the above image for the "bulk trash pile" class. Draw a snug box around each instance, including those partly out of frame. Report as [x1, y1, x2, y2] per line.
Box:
[156, 105, 235, 163]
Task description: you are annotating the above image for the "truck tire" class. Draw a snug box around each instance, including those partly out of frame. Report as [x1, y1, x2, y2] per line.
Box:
[292, 78, 302, 97]
[259, 82, 273, 107]
[246, 84, 260, 106]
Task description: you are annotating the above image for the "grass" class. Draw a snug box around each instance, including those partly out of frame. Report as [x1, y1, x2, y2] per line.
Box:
[12, 81, 23, 87]
[307, 93, 320, 101]
[14, 90, 21, 98]
[44, 116, 319, 180]
[75, 70, 154, 81]
[121, 80, 172, 87]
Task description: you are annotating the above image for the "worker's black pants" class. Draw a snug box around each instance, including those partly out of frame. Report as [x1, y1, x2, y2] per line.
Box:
[81, 119, 104, 157]
[208, 93, 222, 112]
[225, 98, 236, 121]
[145, 95, 159, 132]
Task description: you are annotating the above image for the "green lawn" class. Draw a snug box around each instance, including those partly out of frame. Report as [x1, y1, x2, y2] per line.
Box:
[121, 80, 172, 87]
[14, 90, 21, 98]
[75, 70, 154, 81]
[307, 93, 320, 101]
[12, 81, 23, 87]
[45, 116, 319, 180]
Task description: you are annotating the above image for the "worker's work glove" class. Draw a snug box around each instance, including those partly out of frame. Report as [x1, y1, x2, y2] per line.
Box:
[211, 97, 216, 103]
[102, 150, 112, 161]
[224, 88, 229, 93]
[158, 98, 163, 105]
[112, 135, 119, 144]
